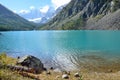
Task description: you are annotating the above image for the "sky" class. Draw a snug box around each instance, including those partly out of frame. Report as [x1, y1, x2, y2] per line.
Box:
[0, 0, 71, 13]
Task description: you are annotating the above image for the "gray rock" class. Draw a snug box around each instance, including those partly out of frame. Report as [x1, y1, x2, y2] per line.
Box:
[62, 74, 69, 79]
[17, 55, 44, 74]
[50, 67, 54, 70]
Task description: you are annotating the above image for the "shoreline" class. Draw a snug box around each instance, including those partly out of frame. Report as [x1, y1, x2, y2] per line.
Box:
[1, 53, 120, 73]
[1, 53, 120, 80]
[50, 54, 120, 73]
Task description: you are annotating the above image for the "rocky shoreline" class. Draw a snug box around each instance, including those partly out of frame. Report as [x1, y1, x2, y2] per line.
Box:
[1, 54, 120, 80]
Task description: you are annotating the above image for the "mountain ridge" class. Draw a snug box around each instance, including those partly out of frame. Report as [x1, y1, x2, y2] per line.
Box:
[0, 4, 36, 31]
[40, 0, 120, 30]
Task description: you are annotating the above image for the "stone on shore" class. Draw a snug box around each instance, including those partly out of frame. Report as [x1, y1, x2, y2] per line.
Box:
[74, 72, 80, 77]
[62, 74, 69, 79]
[17, 55, 44, 74]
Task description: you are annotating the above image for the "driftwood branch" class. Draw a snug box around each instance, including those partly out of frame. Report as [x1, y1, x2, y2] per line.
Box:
[6, 64, 41, 80]
[18, 72, 40, 80]
[6, 64, 36, 73]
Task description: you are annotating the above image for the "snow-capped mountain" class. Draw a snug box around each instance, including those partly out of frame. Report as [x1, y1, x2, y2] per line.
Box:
[18, 6, 63, 24]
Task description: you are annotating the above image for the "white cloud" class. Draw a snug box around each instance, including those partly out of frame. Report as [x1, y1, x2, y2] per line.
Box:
[29, 18, 41, 23]
[52, 0, 71, 9]
[30, 6, 35, 10]
[40, 5, 49, 13]
[19, 10, 30, 14]
[17, 6, 35, 14]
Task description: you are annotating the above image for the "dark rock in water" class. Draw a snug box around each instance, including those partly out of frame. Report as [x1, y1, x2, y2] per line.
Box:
[17, 55, 44, 74]
[0, 33, 2, 35]
[50, 67, 54, 70]
[17, 56, 20, 59]
[43, 67, 47, 71]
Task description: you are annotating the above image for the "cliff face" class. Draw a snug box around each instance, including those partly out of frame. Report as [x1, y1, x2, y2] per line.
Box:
[40, 0, 120, 30]
[86, 9, 120, 30]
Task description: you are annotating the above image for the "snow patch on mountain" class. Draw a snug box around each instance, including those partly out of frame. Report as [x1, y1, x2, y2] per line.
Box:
[18, 6, 63, 23]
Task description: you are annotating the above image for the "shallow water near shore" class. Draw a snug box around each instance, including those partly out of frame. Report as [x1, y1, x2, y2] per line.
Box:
[0, 30, 120, 72]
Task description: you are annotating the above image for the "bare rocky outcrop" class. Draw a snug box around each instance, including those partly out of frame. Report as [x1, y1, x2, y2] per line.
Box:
[17, 55, 44, 74]
[86, 9, 120, 30]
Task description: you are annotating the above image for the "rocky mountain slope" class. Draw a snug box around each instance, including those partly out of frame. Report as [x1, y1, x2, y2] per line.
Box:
[40, 0, 120, 30]
[0, 4, 36, 31]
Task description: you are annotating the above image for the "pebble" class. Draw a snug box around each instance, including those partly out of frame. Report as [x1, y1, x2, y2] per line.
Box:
[62, 74, 69, 79]
[50, 67, 54, 70]
[74, 72, 80, 77]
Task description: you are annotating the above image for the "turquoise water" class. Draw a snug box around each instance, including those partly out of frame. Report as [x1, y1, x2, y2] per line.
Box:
[0, 30, 120, 70]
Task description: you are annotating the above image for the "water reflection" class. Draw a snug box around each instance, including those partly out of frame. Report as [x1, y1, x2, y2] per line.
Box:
[0, 31, 120, 71]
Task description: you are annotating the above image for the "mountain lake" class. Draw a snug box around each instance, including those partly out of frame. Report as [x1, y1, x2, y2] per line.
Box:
[0, 30, 120, 71]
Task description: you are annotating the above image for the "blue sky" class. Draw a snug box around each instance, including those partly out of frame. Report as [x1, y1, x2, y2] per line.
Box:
[0, 0, 51, 11]
[0, 0, 71, 13]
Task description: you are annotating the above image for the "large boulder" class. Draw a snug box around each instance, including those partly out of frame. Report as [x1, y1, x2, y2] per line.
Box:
[17, 55, 44, 74]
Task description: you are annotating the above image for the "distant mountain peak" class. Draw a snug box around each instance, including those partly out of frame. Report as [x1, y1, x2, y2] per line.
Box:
[18, 6, 63, 24]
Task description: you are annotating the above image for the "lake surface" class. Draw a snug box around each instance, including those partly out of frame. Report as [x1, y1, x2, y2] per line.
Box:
[0, 30, 120, 71]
